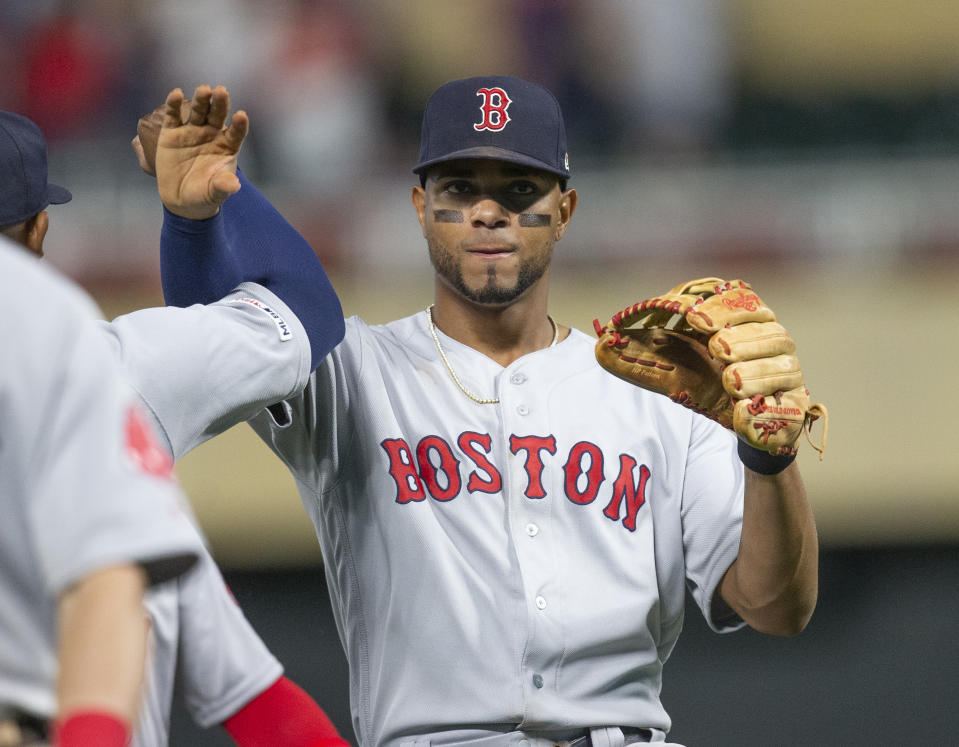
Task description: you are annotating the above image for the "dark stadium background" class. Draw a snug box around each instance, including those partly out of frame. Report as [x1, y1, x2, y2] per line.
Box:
[169, 547, 959, 745]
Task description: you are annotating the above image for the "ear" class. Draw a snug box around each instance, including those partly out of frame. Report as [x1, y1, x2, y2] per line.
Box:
[25, 211, 49, 257]
[411, 184, 428, 237]
[554, 188, 577, 241]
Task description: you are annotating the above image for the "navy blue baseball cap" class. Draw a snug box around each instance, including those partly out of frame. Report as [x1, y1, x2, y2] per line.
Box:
[414, 75, 570, 181]
[0, 111, 72, 227]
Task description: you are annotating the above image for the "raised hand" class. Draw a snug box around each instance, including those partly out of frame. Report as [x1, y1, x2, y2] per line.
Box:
[155, 85, 249, 220]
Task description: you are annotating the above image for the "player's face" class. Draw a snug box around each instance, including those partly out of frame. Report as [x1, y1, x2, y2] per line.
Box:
[412, 159, 576, 307]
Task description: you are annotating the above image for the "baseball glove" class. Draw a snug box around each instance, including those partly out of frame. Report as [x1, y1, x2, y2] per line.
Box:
[593, 278, 827, 459]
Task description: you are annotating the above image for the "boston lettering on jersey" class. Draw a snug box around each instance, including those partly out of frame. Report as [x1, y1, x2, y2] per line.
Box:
[381, 432, 651, 532]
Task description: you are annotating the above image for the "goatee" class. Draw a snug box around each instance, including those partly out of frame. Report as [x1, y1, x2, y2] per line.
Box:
[427, 239, 551, 305]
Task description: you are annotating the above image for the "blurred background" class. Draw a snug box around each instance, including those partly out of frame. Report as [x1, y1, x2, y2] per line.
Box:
[3, 0, 957, 744]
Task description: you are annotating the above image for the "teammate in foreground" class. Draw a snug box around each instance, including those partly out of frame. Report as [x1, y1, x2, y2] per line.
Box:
[0, 102, 348, 746]
[0, 245, 202, 745]
[133, 75, 819, 746]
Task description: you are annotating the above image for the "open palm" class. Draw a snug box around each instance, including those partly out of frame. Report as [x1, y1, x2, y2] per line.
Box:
[156, 85, 249, 220]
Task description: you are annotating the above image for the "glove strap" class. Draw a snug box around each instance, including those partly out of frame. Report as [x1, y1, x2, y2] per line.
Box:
[804, 402, 829, 461]
[737, 441, 796, 475]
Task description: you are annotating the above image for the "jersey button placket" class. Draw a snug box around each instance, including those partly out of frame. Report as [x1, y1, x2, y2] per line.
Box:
[503, 363, 556, 712]
[511, 369, 530, 416]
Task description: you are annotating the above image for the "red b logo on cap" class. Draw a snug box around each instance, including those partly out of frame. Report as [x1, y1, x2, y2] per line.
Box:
[474, 87, 511, 132]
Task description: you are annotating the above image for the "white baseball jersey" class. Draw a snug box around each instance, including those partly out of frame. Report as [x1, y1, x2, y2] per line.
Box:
[0, 240, 202, 720]
[96, 286, 299, 746]
[134, 548, 283, 746]
[110, 292, 745, 746]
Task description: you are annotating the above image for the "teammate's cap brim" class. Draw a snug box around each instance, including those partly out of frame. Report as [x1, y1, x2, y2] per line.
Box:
[413, 146, 568, 179]
[46, 183, 72, 205]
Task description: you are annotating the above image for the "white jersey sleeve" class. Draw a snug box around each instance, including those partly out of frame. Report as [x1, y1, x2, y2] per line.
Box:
[0, 241, 203, 718]
[100, 281, 312, 459]
[132, 547, 283, 746]
[679, 414, 746, 632]
[174, 548, 283, 728]
[133, 580, 179, 747]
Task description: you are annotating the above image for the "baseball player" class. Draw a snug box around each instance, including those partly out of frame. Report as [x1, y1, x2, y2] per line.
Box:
[0, 235, 204, 746]
[0, 99, 348, 746]
[128, 75, 820, 746]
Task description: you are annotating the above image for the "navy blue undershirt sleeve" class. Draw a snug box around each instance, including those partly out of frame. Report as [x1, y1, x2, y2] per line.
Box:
[160, 169, 344, 369]
[160, 205, 238, 305]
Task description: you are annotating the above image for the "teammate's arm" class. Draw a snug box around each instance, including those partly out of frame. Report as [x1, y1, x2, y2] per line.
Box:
[149, 87, 344, 369]
[89, 86, 338, 458]
[53, 565, 149, 747]
[170, 542, 349, 745]
[717, 462, 818, 636]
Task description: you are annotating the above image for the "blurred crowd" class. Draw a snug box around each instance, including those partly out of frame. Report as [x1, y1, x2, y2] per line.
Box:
[3, 0, 959, 277]
[4, 0, 959, 182]
[0, 0, 750, 193]
[7, 0, 959, 174]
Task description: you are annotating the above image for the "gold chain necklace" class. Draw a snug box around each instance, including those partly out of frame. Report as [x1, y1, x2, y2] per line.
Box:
[425, 304, 559, 405]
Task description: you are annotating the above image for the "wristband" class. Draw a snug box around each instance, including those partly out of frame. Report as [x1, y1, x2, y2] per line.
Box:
[737, 440, 796, 475]
[53, 710, 130, 747]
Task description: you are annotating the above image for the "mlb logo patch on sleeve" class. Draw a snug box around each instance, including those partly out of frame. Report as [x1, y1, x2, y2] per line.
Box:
[228, 297, 293, 341]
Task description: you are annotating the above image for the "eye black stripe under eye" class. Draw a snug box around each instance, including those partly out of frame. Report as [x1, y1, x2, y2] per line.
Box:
[519, 213, 551, 227]
[433, 210, 464, 223]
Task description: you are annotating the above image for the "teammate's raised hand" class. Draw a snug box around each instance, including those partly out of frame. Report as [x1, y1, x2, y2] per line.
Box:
[155, 85, 248, 220]
[132, 96, 192, 177]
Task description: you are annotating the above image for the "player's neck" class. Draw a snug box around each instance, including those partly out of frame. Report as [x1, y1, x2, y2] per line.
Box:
[430, 289, 565, 367]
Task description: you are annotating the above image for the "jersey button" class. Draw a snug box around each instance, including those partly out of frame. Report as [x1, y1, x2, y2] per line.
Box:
[510, 372, 527, 385]
[535, 595, 547, 610]
[532, 674, 544, 689]
[517, 404, 530, 416]
[525, 523, 539, 537]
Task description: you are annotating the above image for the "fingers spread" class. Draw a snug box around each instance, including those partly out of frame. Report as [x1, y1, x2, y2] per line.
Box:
[163, 88, 185, 128]
[207, 86, 231, 130]
[188, 85, 213, 126]
[222, 110, 249, 152]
